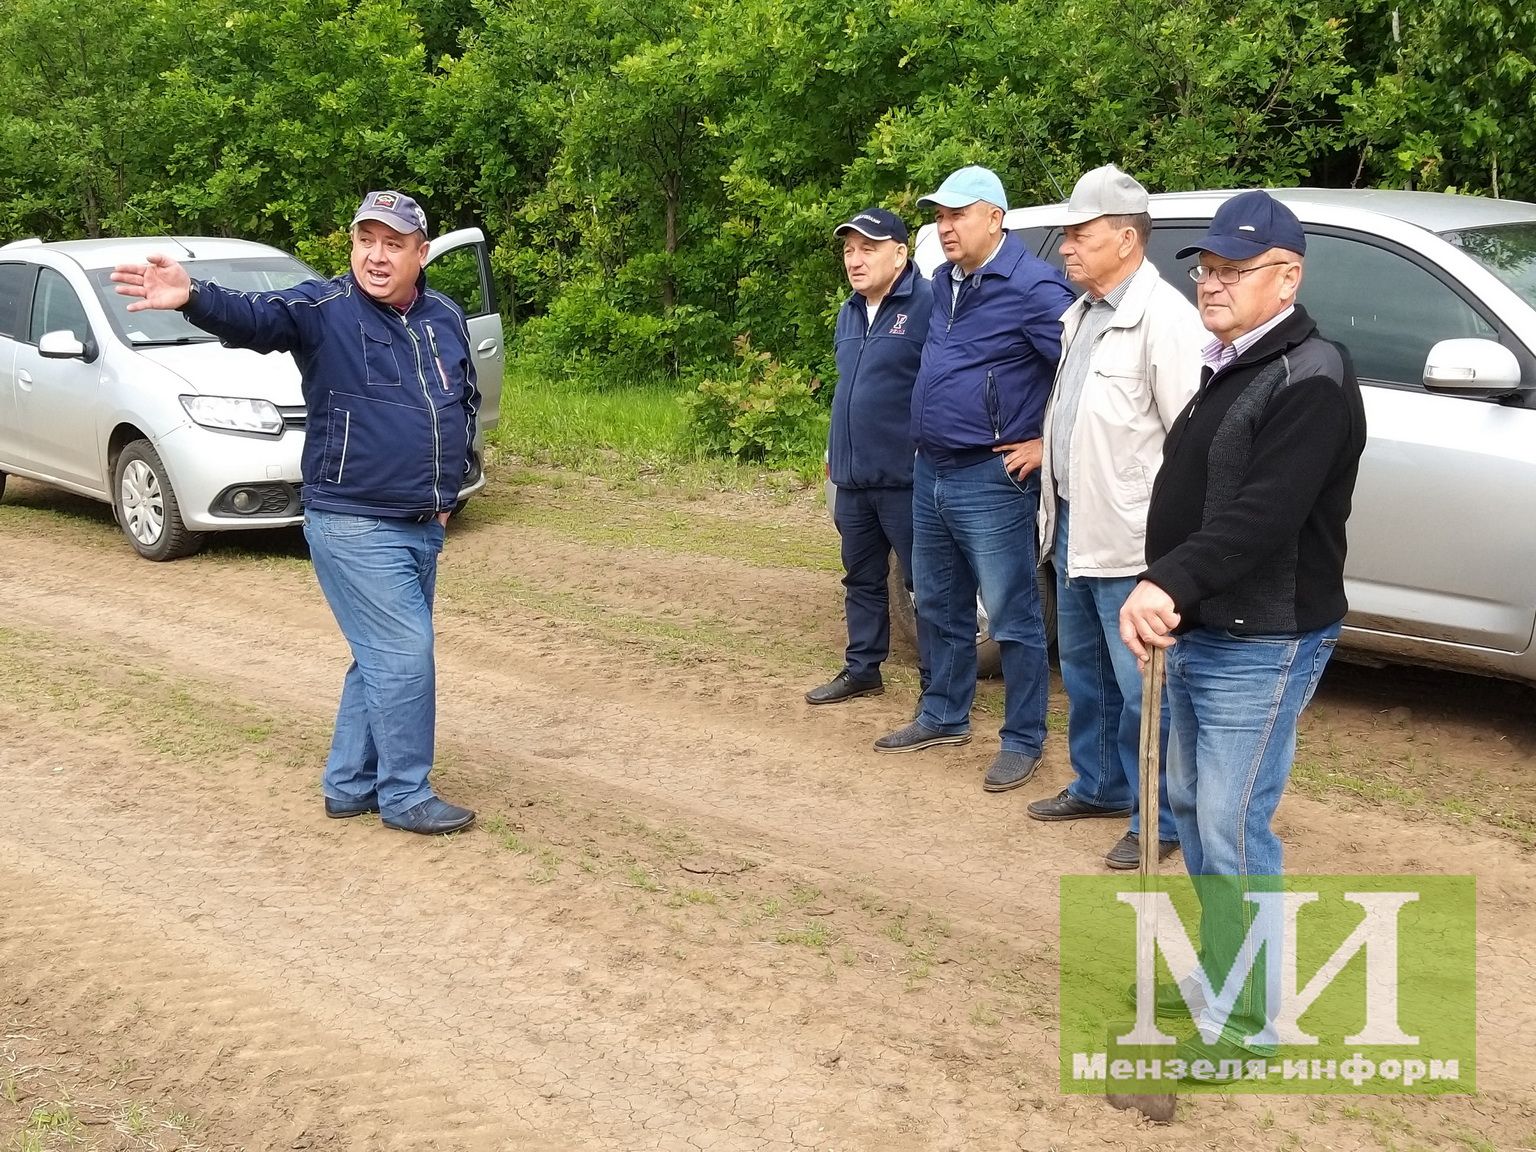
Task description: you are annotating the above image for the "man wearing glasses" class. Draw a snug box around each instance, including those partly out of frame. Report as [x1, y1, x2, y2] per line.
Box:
[1117, 191, 1366, 1064]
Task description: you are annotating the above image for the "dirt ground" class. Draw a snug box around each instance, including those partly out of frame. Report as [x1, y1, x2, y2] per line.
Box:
[1, 465, 1533, 1152]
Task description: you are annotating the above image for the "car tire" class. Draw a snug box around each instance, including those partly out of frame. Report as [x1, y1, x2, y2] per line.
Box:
[113, 439, 203, 561]
[886, 565, 1055, 680]
[0, 470, 6, 502]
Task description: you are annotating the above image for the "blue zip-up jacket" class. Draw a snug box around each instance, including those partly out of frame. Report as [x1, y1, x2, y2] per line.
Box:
[911, 231, 1076, 464]
[181, 270, 479, 519]
[829, 263, 932, 489]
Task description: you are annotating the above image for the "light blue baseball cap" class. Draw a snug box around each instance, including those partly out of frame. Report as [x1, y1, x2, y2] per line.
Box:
[917, 165, 1009, 212]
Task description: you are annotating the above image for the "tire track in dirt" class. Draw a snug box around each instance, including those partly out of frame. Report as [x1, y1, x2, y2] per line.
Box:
[1, 506, 1532, 1148]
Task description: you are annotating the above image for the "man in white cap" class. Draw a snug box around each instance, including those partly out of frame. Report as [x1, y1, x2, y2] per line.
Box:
[112, 191, 481, 836]
[1029, 164, 1204, 868]
[873, 165, 1076, 794]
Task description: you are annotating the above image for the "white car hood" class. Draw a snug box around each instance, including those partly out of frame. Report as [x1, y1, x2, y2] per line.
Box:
[133, 342, 304, 405]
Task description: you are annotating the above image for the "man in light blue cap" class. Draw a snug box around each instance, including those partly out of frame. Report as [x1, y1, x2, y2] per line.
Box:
[874, 165, 1076, 796]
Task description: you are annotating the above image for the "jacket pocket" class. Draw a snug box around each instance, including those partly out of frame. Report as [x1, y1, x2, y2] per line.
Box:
[360, 326, 402, 387]
[323, 408, 351, 484]
[985, 371, 1001, 442]
[321, 392, 435, 504]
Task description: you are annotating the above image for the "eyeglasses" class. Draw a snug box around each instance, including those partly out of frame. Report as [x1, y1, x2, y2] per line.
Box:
[1189, 261, 1293, 285]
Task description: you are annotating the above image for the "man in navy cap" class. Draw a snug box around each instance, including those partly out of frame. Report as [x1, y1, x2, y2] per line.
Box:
[807, 207, 933, 706]
[873, 165, 1076, 795]
[113, 191, 481, 836]
[1118, 190, 1366, 1064]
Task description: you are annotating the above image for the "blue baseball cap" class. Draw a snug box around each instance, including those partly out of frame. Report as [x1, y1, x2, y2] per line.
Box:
[1175, 190, 1306, 260]
[351, 190, 429, 238]
[917, 165, 1009, 212]
[835, 207, 909, 244]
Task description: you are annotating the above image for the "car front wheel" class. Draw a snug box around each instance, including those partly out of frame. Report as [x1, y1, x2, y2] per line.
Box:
[114, 439, 203, 561]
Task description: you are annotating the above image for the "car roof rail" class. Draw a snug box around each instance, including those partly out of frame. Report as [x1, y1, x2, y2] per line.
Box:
[0, 237, 45, 251]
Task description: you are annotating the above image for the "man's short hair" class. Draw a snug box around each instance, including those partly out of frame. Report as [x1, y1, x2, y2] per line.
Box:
[1104, 212, 1151, 246]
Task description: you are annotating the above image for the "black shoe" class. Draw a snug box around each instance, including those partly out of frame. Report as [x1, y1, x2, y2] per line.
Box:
[324, 794, 380, 819]
[1105, 832, 1181, 870]
[982, 750, 1041, 792]
[805, 671, 883, 705]
[873, 721, 971, 754]
[1026, 788, 1132, 822]
[382, 797, 476, 835]
[1173, 1033, 1275, 1081]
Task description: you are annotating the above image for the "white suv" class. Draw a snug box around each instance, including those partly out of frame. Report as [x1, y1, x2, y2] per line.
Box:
[0, 230, 503, 560]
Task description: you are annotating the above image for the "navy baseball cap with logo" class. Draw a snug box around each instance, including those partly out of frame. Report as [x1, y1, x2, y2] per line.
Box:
[351, 190, 429, 238]
[834, 207, 909, 244]
[1176, 189, 1306, 260]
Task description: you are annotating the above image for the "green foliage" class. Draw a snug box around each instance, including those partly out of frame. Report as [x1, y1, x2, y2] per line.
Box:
[683, 338, 829, 468]
[0, 0, 1532, 468]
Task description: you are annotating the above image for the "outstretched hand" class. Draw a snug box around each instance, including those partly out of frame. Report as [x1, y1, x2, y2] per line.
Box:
[111, 254, 192, 312]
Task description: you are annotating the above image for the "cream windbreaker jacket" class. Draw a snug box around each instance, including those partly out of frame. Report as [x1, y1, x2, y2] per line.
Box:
[1038, 260, 1205, 578]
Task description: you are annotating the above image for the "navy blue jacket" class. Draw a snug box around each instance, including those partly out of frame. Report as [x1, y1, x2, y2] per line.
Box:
[828, 263, 932, 489]
[911, 231, 1076, 463]
[181, 271, 479, 518]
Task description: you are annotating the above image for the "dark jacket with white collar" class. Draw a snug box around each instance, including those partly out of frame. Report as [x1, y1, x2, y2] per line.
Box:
[828, 262, 932, 488]
[181, 270, 479, 519]
[910, 230, 1076, 466]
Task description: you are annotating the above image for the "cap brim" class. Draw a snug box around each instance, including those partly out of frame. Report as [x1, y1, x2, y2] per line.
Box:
[1175, 235, 1269, 260]
[834, 223, 901, 241]
[917, 191, 981, 209]
[350, 210, 423, 235]
[1060, 208, 1106, 225]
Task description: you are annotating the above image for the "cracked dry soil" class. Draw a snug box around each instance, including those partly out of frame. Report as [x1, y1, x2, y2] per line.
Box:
[0, 469, 1533, 1152]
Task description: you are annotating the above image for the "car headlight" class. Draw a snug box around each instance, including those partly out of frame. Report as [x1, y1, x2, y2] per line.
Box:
[179, 395, 284, 436]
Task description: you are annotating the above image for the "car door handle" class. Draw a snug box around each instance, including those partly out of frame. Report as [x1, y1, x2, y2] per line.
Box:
[16, 369, 32, 391]
[475, 339, 498, 355]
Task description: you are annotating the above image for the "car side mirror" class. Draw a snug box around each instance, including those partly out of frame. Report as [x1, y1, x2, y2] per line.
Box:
[1423, 338, 1522, 396]
[38, 328, 97, 363]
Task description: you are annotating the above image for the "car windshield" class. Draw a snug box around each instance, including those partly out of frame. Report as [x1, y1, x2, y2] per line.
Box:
[86, 254, 319, 346]
[1441, 222, 1536, 310]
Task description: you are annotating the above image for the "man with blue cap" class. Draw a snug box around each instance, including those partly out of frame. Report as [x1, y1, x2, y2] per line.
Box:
[1117, 190, 1366, 1069]
[873, 165, 1076, 795]
[807, 207, 933, 706]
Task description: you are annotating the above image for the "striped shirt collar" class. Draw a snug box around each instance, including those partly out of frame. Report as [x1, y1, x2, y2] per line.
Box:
[1200, 305, 1295, 374]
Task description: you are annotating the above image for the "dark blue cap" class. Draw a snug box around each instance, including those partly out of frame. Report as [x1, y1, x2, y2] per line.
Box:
[834, 207, 909, 244]
[1175, 190, 1306, 260]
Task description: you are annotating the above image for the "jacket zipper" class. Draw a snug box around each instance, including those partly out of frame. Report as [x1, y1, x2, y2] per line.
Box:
[987, 370, 1000, 442]
[400, 314, 444, 511]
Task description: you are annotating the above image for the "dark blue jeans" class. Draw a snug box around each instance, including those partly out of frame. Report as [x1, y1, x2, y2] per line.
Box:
[303, 509, 445, 819]
[912, 453, 1048, 755]
[1054, 503, 1175, 839]
[833, 484, 926, 684]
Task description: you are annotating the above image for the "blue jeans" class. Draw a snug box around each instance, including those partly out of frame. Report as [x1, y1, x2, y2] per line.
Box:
[1164, 622, 1340, 1041]
[303, 509, 446, 819]
[1054, 503, 1175, 840]
[912, 452, 1048, 755]
[833, 484, 928, 686]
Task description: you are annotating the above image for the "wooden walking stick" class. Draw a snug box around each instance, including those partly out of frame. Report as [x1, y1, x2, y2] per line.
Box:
[1106, 644, 1177, 1122]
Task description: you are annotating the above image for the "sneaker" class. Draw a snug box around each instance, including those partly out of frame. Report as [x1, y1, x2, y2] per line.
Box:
[805, 670, 883, 705]
[1105, 832, 1181, 870]
[873, 721, 971, 754]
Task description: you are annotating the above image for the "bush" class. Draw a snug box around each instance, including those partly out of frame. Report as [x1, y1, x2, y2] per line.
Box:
[682, 337, 828, 469]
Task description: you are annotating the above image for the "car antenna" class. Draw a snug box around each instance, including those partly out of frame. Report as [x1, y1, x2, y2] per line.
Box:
[1007, 107, 1067, 202]
[126, 204, 197, 260]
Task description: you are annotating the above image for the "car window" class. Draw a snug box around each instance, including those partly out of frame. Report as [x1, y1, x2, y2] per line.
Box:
[425, 246, 487, 317]
[29, 268, 91, 345]
[1300, 233, 1496, 388]
[1008, 226, 1054, 261]
[1144, 227, 1206, 306]
[0, 261, 37, 339]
